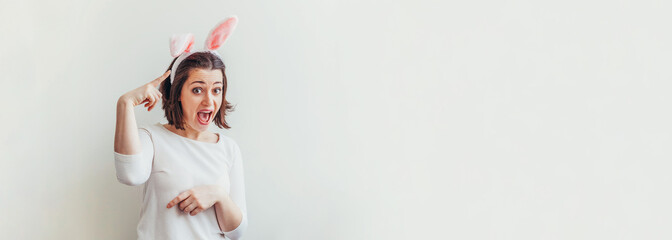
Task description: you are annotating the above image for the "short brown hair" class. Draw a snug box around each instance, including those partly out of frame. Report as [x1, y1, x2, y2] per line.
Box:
[160, 52, 235, 130]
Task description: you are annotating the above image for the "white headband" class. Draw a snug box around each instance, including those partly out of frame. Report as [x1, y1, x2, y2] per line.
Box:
[170, 50, 223, 84]
[169, 16, 238, 84]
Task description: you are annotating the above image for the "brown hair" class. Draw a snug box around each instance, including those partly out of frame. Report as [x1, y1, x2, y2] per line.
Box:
[160, 52, 235, 130]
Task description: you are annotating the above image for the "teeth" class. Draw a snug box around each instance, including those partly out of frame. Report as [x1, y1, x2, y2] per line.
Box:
[198, 112, 210, 123]
[198, 110, 213, 123]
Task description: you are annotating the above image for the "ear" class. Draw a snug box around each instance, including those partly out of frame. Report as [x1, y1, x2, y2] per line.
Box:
[205, 16, 238, 50]
[170, 33, 195, 57]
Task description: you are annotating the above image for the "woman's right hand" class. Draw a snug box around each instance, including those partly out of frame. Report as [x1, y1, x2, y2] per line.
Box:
[119, 70, 171, 111]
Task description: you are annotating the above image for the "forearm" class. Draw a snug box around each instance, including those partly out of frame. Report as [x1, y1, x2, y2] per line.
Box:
[214, 195, 243, 232]
[114, 97, 141, 154]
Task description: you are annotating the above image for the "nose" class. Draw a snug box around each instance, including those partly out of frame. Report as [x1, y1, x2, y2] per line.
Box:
[202, 91, 214, 107]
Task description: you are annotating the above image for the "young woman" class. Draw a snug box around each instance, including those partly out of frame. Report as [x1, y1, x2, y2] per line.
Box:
[113, 17, 247, 240]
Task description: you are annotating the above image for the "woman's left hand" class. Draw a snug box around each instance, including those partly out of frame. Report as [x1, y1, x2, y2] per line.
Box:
[166, 185, 225, 216]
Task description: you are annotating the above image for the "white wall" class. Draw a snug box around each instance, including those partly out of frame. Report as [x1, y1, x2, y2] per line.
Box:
[2, 0, 671, 239]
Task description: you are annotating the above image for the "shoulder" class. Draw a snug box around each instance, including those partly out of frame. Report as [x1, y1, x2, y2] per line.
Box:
[138, 122, 165, 134]
[217, 134, 240, 149]
[136, 123, 168, 141]
[217, 134, 243, 159]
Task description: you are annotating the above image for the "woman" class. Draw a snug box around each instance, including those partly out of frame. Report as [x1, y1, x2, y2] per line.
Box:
[113, 17, 247, 240]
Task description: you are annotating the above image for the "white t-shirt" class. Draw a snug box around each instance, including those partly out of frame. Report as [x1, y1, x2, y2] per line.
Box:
[114, 122, 248, 240]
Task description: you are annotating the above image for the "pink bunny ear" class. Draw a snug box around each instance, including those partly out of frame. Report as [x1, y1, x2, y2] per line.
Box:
[170, 33, 195, 57]
[205, 16, 238, 50]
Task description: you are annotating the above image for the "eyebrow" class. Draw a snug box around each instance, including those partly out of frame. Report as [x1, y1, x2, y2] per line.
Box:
[189, 81, 223, 86]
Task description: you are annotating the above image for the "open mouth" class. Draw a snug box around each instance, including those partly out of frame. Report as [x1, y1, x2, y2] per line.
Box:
[197, 110, 213, 125]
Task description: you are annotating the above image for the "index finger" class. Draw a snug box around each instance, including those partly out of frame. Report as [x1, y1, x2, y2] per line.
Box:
[166, 191, 190, 208]
[150, 70, 171, 88]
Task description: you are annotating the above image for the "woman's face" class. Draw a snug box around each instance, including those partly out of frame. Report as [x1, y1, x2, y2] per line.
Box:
[179, 68, 224, 132]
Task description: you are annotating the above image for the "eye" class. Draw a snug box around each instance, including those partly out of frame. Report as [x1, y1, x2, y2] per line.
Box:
[213, 88, 222, 94]
[192, 87, 202, 94]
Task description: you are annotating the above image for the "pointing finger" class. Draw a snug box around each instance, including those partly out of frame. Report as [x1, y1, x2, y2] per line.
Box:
[167, 191, 190, 208]
[150, 70, 171, 88]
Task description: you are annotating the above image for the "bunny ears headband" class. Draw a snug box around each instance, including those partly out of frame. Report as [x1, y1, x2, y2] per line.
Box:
[169, 16, 239, 84]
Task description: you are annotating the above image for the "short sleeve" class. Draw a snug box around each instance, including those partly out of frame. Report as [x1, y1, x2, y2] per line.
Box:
[221, 141, 248, 239]
[114, 128, 154, 186]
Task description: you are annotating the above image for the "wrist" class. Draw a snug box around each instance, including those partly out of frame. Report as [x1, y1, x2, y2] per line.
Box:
[215, 186, 230, 205]
[117, 95, 133, 108]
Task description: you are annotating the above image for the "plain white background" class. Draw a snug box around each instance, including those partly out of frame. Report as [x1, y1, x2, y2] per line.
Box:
[1, 0, 671, 239]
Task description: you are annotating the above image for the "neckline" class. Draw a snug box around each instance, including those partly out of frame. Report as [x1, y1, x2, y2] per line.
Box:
[158, 123, 221, 145]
